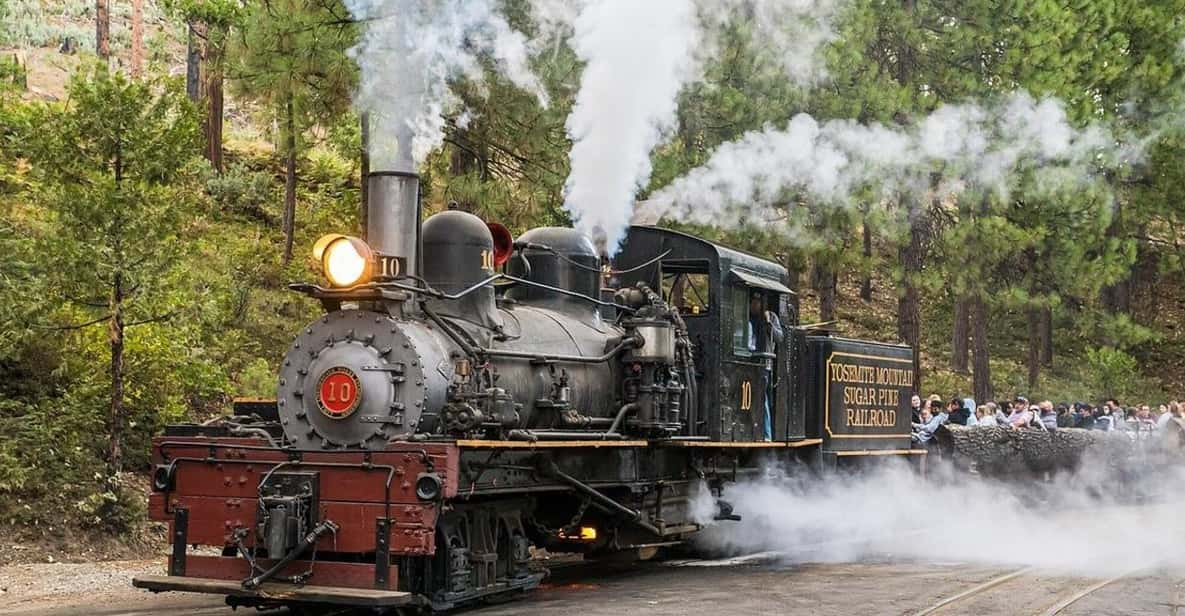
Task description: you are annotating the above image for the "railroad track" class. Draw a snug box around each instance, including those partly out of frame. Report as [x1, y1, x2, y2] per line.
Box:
[910, 567, 1132, 616]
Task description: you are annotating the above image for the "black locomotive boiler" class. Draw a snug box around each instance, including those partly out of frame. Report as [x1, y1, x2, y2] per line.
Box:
[134, 166, 919, 612]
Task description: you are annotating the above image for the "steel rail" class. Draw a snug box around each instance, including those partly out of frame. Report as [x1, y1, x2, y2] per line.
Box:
[1037, 574, 1128, 616]
[1037, 568, 1148, 616]
[910, 567, 1033, 616]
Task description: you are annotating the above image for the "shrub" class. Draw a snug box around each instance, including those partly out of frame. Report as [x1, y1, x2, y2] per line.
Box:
[1084, 346, 1140, 400]
[204, 162, 276, 223]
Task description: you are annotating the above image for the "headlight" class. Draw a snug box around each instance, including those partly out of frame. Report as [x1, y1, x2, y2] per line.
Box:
[313, 234, 373, 287]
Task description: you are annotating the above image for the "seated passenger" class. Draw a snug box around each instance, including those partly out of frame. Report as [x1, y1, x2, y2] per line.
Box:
[1005, 399, 1033, 428]
[947, 397, 971, 426]
[974, 405, 998, 427]
[1038, 400, 1058, 430]
[912, 400, 948, 445]
[990, 401, 1008, 425]
[1136, 405, 1157, 432]
[1061, 402, 1080, 426]
[1157, 402, 1181, 430]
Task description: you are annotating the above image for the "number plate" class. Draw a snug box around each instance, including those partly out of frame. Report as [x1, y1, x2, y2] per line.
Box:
[317, 367, 362, 419]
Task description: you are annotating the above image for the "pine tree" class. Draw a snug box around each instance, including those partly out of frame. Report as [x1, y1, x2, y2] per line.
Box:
[165, 0, 243, 172]
[21, 69, 201, 475]
[228, 0, 355, 262]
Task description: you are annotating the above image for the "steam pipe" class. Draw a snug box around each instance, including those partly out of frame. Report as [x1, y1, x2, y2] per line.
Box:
[542, 460, 663, 536]
[606, 403, 638, 436]
[297, 274, 637, 313]
[481, 335, 639, 364]
[506, 404, 637, 442]
[421, 301, 481, 359]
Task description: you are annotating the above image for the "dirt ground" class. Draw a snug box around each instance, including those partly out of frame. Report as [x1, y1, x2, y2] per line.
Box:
[3, 555, 1182, 616]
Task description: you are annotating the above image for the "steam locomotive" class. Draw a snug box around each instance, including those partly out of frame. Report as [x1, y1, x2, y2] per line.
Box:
[133, 168, 918, 612]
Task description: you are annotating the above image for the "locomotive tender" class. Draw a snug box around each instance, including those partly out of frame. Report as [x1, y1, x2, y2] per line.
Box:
[133, 163, 919, 611]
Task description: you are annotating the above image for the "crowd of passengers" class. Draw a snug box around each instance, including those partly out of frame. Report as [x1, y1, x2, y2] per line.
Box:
[909, 394, 1184, 446]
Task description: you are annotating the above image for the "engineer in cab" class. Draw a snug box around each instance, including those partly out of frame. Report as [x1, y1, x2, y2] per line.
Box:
[749, 291, 783, 441]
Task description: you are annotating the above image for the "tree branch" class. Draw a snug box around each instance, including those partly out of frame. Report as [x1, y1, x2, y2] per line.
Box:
[33, 313, 112, 331]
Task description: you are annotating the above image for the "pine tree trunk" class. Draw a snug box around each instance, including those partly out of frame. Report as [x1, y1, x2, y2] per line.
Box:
[952, 297, 970, 373]
[1039, 307, 1053, 368]
[860, 218, 873, 302]
[205, 65, 224, 172]
[95, 0, 111, 59]
[784, 251, 804, 295]
[449, 140, 479, 212]
[130, 0, 144, 77]
[282, 97, 298, 264]
[186, 23, 204, 102]
[898, 205, 923, 388]
[814, 262, 836, 322]
[1101, 204, 1130, 314]
[971, 295, 992, 402]
[1027, 307, 1041, 389]
[360, 113, 369, 239]
[108, 273, 124, 474]
[1129, 236, 1157, 321]
[894, 0, 921, 387]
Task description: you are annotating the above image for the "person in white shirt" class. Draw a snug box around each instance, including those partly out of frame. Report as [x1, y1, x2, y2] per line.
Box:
[1157, 401, 1180, 430]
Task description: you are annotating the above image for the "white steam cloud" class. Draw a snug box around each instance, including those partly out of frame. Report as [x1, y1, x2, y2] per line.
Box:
[561, 0, 701, 252]
[561, 0, 845, 253]
[692, 461, 1185, 574]
[644, 92, 1135, 228]
[345, 0, 549, 170]
[344, 0, 846, 245]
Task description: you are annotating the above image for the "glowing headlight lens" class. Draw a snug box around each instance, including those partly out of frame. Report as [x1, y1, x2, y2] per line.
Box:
[316, 235, 373, 287]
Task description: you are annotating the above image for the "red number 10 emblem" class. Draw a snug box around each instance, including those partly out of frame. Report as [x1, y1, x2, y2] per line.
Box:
[317, 367, 361, 419]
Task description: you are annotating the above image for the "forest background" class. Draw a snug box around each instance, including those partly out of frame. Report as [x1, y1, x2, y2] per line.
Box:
[1, 0, 1184, 550]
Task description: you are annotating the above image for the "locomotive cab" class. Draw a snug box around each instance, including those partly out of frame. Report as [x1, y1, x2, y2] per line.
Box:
[614, 225, 801, 442]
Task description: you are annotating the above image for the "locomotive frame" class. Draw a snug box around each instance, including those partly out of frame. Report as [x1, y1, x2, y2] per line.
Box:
[134, 170, 919, 612]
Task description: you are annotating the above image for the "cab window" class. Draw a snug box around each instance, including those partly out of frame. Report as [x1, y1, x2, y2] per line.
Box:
[731, 285, 753, 356]
[661, 262, 710, 316]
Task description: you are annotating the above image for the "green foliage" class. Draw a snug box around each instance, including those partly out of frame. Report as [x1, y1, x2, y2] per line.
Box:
[161, 0, 242, 28]
[228, 0, 357, 141]
[237, 357, 276, 398]
[0, 68, 225, 531]
[1085, 346, 1141, 400]
[204, 162, 275, 221]
[0, 0, 95, 49]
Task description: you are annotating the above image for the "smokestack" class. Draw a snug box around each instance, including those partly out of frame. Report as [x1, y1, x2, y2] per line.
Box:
[366, 121, 420, 278]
